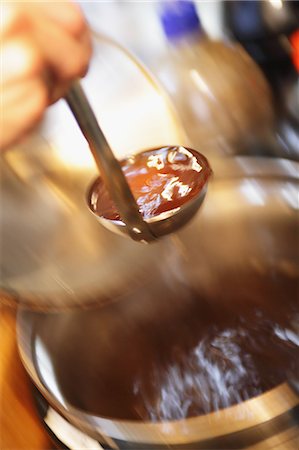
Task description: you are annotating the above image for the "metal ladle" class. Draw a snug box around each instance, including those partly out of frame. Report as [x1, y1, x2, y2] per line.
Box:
[66, 81, 210, 243]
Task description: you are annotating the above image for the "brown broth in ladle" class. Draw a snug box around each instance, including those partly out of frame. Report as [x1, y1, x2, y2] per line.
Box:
[88, 146, 211, 222]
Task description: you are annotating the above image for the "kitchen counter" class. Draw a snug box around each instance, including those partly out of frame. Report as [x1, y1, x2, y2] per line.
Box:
[0, 305, 51, 449]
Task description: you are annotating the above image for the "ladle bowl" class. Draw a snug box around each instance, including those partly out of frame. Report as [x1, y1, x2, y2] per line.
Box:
[88, 182, 208, 240]
[87, 146, 211, 241]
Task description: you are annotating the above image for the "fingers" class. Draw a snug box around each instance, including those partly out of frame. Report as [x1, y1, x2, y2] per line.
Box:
[1, 1, 92, 83]
[0, 2, 92, 150]
[0, 3, 28, 38]
[1, 30, 49, 149]
[0, 77, 48, 150]
[30, 12, 92, 82]
[27, 13, 91, 103]
[1, 35, 44, 84]
[33, 1, 88, 39]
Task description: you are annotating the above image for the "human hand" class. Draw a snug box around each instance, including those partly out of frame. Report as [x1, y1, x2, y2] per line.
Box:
[0, 1, 92, 150]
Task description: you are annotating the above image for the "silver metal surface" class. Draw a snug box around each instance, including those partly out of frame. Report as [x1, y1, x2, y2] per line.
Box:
[32, 384, 299, 449]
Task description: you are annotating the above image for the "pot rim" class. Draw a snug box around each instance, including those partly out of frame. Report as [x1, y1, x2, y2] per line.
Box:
[20, 339, 299, 445]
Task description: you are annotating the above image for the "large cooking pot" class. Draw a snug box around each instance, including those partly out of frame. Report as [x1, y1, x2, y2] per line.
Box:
[17, 156, 299, 448]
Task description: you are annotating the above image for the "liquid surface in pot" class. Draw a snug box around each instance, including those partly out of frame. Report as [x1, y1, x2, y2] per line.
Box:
[88, 146, 211, 221]
[29, 267, 299, 421]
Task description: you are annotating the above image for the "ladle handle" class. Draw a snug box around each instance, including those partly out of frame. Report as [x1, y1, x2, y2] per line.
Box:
[66, 80, 156, 243]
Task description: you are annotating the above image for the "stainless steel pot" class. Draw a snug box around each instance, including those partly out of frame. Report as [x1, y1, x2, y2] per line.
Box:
[17, 156, 299, 449]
